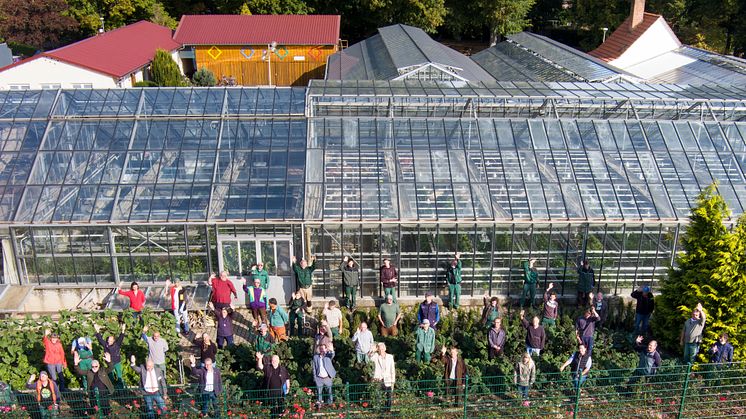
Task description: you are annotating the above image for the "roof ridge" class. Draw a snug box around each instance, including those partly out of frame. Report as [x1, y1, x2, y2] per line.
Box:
[48, 20, 159, 55]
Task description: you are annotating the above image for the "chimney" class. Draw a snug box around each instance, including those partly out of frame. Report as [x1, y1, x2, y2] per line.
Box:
[630, 0, 645, 31]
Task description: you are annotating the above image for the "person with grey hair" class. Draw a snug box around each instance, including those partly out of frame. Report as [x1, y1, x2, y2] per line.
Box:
[130, 355, 168, 419]
[415, 319, 436, 363]
[352, 322, 374, 363]
[187, 354, 223, 417]
[369, 342, 395, 411]
[681, 303, 706, 364]
[256, 352, 290, 416]
[141, 325, 169, 372]
[74, 352, 114, 416]
[312, 344, 336, 407]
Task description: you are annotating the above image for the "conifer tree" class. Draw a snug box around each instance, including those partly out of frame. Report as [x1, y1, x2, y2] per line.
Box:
[150, 49, 185, 87]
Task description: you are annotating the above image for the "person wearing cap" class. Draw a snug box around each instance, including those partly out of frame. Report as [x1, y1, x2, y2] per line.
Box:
[93, 323, 126, 384]
[42, 329, 68, 391]
[256, 351, 290, 416]
[542, 283, 559, 327]
[631, 285, 655, 335]
[26, 371, 60, 418]
[117, 281, 146, 316]
[243, 276, 269, 327]
[141, 325, 169, 372]
[340, 256, 360, 310]
[352, 322, 374, 363]
[166, 278, 189, 334]
[417, 292, 440, 331]
[481, 295, 501, 328]
[681, 303, 706, 364]
[251, 261, 270, 289]
[323, 300, 343, 337]
[445, 252, 463, 309]
[415, 319, 436, 363]
[576, 259, 595, 307]
[251, 323, 276, 355]
[268, 298, 289, 342]
[216, 306, 235, 349]
[187, 354, 223, 417]
[74, 351, 115, 416]
[71, 336, 94, 389]
[378, 294, 401, 337]
[210, 271, 238, 312]
[380, 258, 398, 303]
[519, 259, 539, 308]
[292, 255, 317, 302]
[130, 354, 168, 419]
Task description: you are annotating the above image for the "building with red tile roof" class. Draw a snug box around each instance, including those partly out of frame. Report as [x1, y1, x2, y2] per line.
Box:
[174, 15, 341, 86]
[0, 21, 181, 90]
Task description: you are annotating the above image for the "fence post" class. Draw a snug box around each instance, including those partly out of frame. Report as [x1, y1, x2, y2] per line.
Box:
[463, 375, 469, 419]
[95, 389, 103, 419]
[345, 382, 350, 417]
[223, 386, 229, 418]
[572, 376, 582, 419]
[677, 363, 693, 419]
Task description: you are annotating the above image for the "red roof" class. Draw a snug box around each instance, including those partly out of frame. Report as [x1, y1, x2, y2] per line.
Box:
[0, 21, 181, 78]
[173, 15, 340, 46]
[589, 13, 662, 62]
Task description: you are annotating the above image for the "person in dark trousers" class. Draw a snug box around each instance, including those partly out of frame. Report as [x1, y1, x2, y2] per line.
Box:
[560, 344, 592, 389]
[514, 352, 536, 399]
[74, 352, 115, 416]
[216, 306, 235, 349]
[488, 317, 506, 359]
[631, 286, 655, 335]
[519, 259, 538, 308]
[130, 355, 168, 419]
[520, 310, 546, 357]
[195, 333, 218, 366]
[256, 352, 290, 417]
[312, 343, 336, 407]
[242, 277, 268, 327]
[380, 258, 398, 303]
[292, 255, 317, 302]
[440, 345, 467, 406]
[93, 323, 125, 385]
[210, 271, 237, 312]
[576, 307, 600, 354]
[42, 329, 68, 392]
[26, 371, 60, 419]
[340, 256, 360, 310]
[592, 292, 608, 328]
[287, 291, 307, 337]
[187, 355, 223, 417]
[629, 336, 661, 386]
[681, 303, 706, 364]
[481, 295, 500, 328]
[576, 259, 595, 307]
[710, 333, 734, 364]
[445, 252, 463, 309]
[417, 292, 440, 331]
[542, 283, 559, 327]
[167, 278, 189, 334]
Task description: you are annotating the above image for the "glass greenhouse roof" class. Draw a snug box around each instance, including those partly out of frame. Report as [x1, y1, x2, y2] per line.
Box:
[1, 85, 746, 225]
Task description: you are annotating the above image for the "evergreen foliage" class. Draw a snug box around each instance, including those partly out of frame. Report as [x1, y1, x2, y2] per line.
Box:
[192, 67, 217, 86]
[654, 184, 746, 361]
[150, 49, 185, 87]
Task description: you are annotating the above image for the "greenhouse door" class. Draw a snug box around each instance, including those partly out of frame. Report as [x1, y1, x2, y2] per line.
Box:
[217, 236, 293, 303]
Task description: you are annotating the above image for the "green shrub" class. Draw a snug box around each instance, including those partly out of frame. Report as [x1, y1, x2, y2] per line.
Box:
[150, 49, 185, 87]
[133, 80, 157, 87]
[192, 67, 217, 87]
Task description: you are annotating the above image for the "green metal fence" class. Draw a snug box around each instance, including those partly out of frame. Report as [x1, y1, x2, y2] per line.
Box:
[10, 362, 746, 418]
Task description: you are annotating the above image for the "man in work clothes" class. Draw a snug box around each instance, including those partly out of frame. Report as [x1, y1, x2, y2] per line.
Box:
[340, 256, 360, 310]
[417, 292, 440, 331]
[446, 252, 463, 309]
[519, 259, 538, 308]
[292, 255, 317, 302]
[380, 258, 398, 303]
[576, 259, 595, 307]
[250, 262, 270, 289]
[542, 283, 559, 327]
[631, 286, 655, 336]
[681, 303, 706, 364]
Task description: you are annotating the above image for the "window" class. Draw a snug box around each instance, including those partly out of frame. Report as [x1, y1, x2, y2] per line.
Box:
[71, 83, 93, 89]
[40, 84, 62, 89]
[9, 84, 30, 90]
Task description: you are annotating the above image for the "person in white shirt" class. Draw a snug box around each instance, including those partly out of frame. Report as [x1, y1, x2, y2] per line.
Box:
[323, 300, 344, 337]
[369, 342, 395, 411]
[187, 355, 223, 416]
[130, 355, 167, 419]
[351, 322, 374, 363]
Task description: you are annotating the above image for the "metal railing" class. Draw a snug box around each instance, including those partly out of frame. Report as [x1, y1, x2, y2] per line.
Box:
[10, 362, 746, 418]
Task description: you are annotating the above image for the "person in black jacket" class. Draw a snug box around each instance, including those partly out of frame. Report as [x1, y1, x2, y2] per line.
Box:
[340, 256, 360, 310]
[74, 352, 115, 416]
[93, 323, 125, 385]
[187, 355, 223, 416]
[629, 336, 661, 386]
[194, 333, 218, 366]
[520, 310, 546, 357]
[256, 352, 290, 416]
[129, 355, 168, 419]
[631, 286, 655, 335]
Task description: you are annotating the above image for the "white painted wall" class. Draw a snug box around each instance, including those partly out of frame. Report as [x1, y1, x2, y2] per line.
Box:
[0, 57, 118, 90]
[609, 18, 681, 70]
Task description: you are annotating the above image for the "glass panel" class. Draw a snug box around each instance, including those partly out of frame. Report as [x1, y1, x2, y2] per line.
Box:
[221, 242, 239, 276]
[260, 241, 276, 275]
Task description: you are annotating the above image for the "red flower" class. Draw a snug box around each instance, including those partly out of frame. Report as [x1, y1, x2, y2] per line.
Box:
[426, 391, 434, 398]
[655, 398, 662, 404]
[156, 409, 162, 415]
[338, 414, 346, 419]
[184, 413, 188, 417]
[362, 402, 368, 408]
[175, 388, 183, 394]
[227, 410, 233, 416]
[93, 406, 99, 411]
[190, 400, 196, 406]
[339, 403, 345, 408]
[522, 400, 530, 407]
[302, 387, 309, 392]
[719, 396, 727, 401]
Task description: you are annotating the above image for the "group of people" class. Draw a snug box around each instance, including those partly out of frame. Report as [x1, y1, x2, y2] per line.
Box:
[25, 254, 737, 418]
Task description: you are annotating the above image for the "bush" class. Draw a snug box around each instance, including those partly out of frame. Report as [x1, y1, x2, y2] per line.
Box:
[150, 49, 185, 87]
[133, 80, 157, 87]
[192, 67, 217, 87]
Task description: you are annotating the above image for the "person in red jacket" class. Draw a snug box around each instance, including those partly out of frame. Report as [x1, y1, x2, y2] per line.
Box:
[210, 271, 237, 311]
[42, 329, 68, 391]
[117, 282, 146, 317]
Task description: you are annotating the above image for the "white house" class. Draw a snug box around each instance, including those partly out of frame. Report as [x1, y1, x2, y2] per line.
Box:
[0, 21, 182, 90]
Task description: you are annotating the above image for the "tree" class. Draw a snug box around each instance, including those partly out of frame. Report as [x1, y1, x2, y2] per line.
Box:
[234, 0, 312, 14]
[239, 2, 252, 14]
[150, 1, 178, 29]
[0, 0, 78, 49]
[150, 49, 185, 86]
[479, 0, 537, 45]
[65, 0, 176, 35]
[192, 67, 217, 86]
[653, 184, 746, 361]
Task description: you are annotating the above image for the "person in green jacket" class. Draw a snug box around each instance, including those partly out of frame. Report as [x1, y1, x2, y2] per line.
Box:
[340, 256, 360, 310]
[72, 337, 94, 390]
[415, 319, 436, 363]
[251, 323, 275, 355]
[268, 298, 290, 342]
[446, 252, 463, 309]
[250, 262, 270, 289]
[576, 259, 595, 307]
[519, 259, 539, 308]
[292, 255, 317, 303]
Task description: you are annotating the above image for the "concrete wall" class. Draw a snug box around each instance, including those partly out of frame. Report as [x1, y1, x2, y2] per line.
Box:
[0, 57, 119, 90]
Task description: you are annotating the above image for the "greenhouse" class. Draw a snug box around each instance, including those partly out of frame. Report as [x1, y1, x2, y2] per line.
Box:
[1, 80, 746, 309]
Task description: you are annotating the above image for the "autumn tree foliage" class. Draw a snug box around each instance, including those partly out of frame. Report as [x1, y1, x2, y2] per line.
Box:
[0, 0, 78, 49]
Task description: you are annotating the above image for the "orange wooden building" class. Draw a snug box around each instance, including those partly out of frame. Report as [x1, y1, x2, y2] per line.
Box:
[174, 15, 341, 86]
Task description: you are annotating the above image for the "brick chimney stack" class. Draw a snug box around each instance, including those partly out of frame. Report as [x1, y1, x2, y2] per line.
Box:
[630, 0, 645, 31]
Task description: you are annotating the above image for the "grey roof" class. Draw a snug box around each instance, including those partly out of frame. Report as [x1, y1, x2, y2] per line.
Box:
[649, 46, 746, 85]
[473, 32, 628, 83]
[326, 24, 495, 82]
[0, 44, 12, 68]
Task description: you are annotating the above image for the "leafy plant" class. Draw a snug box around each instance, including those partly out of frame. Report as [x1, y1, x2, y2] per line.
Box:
[192, 68, 217, 87]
